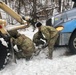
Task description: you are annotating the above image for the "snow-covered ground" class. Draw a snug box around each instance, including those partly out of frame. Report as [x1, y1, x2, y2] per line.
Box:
[0, 26, 76, 75]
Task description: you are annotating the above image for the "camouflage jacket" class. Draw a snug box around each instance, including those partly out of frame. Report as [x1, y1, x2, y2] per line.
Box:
[40, 26, 58, 42]
[12, 34, 35, 53]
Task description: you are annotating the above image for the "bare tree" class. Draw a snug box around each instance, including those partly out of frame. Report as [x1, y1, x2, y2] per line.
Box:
[1, 0, 73, 24]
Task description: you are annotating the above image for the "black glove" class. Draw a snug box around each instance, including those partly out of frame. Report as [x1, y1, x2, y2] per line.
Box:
[35, 40, 45, 46]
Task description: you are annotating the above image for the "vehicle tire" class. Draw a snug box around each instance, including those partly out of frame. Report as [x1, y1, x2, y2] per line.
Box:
[68, 32, 76, 54]
[0, 41, 9, 70]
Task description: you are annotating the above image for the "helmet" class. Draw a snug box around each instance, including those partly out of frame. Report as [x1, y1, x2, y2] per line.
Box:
[8, 30, 18, 37]
[0, 19, 7, 26]
[35, 22, 42, 27]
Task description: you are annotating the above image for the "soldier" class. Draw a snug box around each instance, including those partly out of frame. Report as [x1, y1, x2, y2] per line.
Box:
[8, 30, 35, 60]
[34, 22, 58, 59]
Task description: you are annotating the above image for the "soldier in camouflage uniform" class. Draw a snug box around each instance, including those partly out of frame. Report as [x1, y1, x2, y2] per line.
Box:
[8, 30, 35, 60]
[34, 22, 58, 59]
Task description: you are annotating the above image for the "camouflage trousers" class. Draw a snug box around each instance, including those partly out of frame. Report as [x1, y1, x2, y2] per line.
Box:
[15, 50, 33, 60]
[48, 34, 58, 59]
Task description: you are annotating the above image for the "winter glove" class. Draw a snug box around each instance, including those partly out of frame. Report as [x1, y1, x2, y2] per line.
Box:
[35, 40, 45, 46]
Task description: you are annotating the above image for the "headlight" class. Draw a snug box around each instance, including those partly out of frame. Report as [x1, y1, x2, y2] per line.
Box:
[56, 26, 64, 31]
